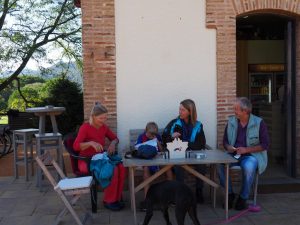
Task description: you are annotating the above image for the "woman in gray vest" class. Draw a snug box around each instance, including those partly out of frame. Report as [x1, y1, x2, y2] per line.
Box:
[218, 97, 269, 210]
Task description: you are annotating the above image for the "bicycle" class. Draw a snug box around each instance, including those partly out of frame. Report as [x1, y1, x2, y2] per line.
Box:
[0, 125, 12, 157]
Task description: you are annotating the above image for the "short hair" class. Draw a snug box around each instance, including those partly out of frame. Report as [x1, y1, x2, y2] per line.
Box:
[145, 122, 159, 135]
[89, 102, 108, 124]
[180, 99, 197, 126]
[236, 97, 252, 114]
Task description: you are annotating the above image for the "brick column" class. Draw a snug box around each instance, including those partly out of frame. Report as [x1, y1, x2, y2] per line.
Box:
[81, 0, 117, 130]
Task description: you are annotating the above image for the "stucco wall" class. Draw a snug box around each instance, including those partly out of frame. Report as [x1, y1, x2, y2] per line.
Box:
[115, 0, 217, 150]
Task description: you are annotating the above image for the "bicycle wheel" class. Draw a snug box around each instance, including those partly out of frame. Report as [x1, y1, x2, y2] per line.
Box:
[0, 135, 7, 157]
[4, 132, 12, 154]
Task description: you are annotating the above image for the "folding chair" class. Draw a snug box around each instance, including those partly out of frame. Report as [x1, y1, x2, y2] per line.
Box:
[63, 132, 98, 212]
[35, 152, 93, 225]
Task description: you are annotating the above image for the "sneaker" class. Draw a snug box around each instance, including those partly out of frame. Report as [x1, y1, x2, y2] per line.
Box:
[235, 196, 247, 210]
[196, 188, 204, 204]
[139, 200, 147, 212]
[222, 193, 235, 209]
[103, 201, 122, 211]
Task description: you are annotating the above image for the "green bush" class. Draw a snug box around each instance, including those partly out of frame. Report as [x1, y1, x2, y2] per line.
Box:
[7, 83, 45, 111]
[42, 78, 83, 135]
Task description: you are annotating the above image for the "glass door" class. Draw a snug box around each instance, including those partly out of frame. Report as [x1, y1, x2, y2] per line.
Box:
[249, 72, 272, 104]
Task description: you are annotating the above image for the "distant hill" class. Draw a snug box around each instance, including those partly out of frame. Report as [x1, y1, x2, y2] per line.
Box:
[1, 61, 83, 88]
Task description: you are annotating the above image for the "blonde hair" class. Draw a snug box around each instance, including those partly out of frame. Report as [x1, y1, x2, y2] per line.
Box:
[180, 99, 197, 126]
[145, 122, 159, 135]
[89, 102, 108, 124]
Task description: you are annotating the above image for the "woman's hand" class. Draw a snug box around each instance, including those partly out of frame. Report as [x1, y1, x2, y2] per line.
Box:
[107, 143, 116, 155]
[90, 141, 103, 152]
[107, 139, 118, 155]
[172, 132, 181, 139]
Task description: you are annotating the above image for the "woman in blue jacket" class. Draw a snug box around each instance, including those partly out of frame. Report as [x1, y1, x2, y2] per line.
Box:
[162, 99, 207, 203]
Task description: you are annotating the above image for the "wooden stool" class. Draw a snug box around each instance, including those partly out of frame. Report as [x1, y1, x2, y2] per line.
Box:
[13, 128, 39, 181]
[35, 133, 63, 191]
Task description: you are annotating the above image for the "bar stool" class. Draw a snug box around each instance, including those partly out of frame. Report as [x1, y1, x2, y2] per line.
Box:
[35, 132, 63, 191]
[13, 128, 39, 181]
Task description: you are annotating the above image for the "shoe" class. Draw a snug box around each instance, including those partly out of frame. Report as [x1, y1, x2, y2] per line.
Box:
[235, 196, 247, 210]
[196, 188, 204, 204]
[139, 200, 147, 212]
[222, 193, 235, 209]
[118, 200, 125, 209]
[103, 201, 122, 211]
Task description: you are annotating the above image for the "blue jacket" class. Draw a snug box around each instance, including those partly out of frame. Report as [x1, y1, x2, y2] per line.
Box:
[227, 114, 268, 174]
[162, 118, 206, 150]
[90, 153, 122, 188]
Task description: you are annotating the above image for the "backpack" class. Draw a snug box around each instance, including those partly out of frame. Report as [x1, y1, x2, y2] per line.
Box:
[125, 145, 157, 160]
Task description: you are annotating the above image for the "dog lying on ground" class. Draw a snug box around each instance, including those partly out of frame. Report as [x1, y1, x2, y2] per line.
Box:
[142, 180, 201, 225]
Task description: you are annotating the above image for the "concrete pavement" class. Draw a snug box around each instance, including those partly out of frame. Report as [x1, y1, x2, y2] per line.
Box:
[1, 176, 300, 225]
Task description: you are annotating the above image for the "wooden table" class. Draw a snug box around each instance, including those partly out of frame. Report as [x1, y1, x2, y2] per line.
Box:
[123, 149, 237, 225]
[25, 106, 65, 134]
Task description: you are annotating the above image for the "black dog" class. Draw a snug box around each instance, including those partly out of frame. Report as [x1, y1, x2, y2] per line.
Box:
[142, 180, 201, 225]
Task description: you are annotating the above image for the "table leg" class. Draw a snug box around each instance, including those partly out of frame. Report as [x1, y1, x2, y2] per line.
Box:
[211, 164, 217, 208]
[36, 137, 42, 190]
[181, 165, 219, 188]
[225, 164, 229, 220]
[50, 115, 58, 134]
[128, 167, 137, 225]
[13, 133, 18, 179]
[24, 134, 28, 181]
[39, 115, 46, 134]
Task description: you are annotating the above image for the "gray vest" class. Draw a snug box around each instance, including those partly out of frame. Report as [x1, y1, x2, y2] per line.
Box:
[227, 114, 268, 174]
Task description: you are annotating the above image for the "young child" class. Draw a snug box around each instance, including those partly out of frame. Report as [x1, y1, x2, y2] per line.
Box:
[135, 122, 173, 211]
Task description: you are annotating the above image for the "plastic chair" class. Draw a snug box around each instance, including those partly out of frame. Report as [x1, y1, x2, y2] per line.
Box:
[63, 133, 98, 212]
[35, 152, 93, 225]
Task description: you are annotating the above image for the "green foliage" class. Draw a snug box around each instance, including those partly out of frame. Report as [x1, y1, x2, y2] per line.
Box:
[42, 78, 83, 135]
[0, 0, 82, 91]
[0, 76, 46, 112]
[0, 96, 7, 113]
[0, 115, 8, 124]
[7, 83, 45, 110]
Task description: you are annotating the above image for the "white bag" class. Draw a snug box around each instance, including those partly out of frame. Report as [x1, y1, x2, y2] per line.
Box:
[167, 138, 188, 159]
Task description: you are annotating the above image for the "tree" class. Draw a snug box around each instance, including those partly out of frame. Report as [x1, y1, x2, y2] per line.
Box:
[0, 0, 82, 91]
[0, 75, 45, 112]
[42, 77, 83, 134]
[7, 82, 45, 110]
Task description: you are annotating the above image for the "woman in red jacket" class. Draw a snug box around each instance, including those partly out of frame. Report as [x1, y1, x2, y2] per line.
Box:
[73, 102, 126, 211]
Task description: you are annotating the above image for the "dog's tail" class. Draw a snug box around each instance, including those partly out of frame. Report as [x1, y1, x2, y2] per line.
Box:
[188, 206, 201, 225]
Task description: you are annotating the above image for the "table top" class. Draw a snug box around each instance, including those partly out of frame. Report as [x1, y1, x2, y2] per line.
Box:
[123, 149, 237, 167]
[25, 106, 65, 114]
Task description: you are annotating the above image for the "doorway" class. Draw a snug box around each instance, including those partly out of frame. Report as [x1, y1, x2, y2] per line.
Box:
[236, 14, 296, 180]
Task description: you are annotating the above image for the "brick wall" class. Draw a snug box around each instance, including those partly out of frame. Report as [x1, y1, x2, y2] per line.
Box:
[206, 0, 300, 176]
[81, 0, 300, 175]
[81, 0, 117, 131]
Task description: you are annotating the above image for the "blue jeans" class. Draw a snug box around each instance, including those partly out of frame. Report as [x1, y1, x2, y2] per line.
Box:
[217, 155, 258, 200]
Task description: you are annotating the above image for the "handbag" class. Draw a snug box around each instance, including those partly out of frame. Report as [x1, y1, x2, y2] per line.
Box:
[125, 145, 157, 160]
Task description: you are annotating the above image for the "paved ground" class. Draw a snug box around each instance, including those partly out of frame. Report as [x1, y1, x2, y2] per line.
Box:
[1, 176, 300, 225]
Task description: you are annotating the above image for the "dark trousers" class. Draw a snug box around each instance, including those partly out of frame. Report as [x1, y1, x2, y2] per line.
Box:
[174, 164, 207, 189]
